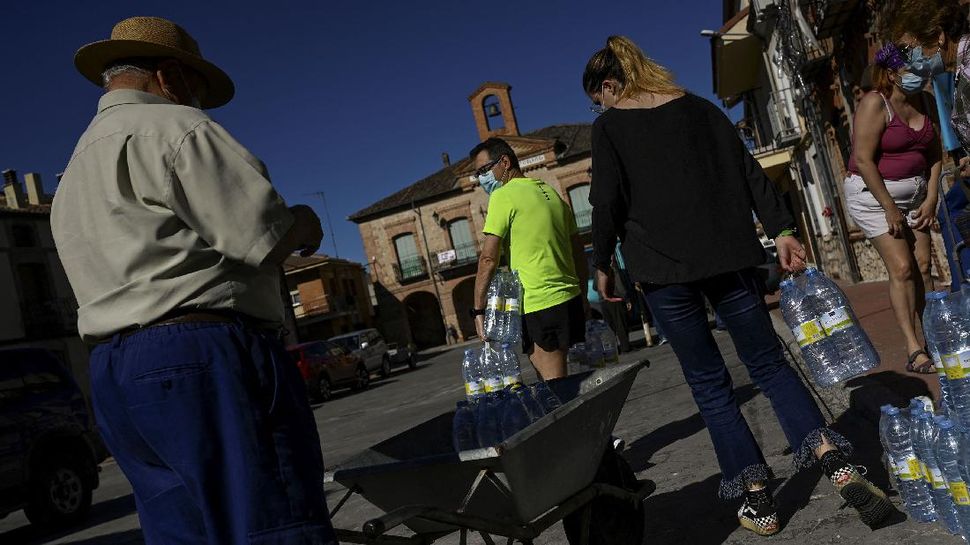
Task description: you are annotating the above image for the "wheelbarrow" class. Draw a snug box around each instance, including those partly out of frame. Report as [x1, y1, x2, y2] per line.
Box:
[325, 360, 652, 545]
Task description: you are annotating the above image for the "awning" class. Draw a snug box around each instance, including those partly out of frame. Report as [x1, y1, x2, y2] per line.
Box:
[755, 147, 793, 190]
[711, 7, 763, 101]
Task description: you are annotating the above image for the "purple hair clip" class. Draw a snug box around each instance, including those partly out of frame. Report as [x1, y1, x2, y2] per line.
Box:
[875, 43, 907, 71]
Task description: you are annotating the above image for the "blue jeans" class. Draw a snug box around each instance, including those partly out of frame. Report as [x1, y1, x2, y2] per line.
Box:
[90, 321, 337, 544]
[938, 182, 970, 289]
[642, 269, 850, 499]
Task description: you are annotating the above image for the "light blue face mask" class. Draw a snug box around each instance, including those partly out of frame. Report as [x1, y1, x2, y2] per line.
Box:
[899, 71, 929, 94]
[907, 45, 945, 77]
[478, 170, 502, 194]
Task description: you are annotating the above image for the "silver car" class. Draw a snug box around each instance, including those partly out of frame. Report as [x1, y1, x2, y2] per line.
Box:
[329, 329, 391, 378]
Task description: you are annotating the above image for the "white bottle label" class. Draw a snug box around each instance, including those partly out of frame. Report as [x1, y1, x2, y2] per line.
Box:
[793, 319, 826, 348]
[941, 350, 970, 380]
[464, 380, 483, 396]
[929, 466, 947, 490]
[483, 377, 503, 392]
[820, 307, 853, 335]
[504, 298, 520, 313]
[487, 296, 504, 311]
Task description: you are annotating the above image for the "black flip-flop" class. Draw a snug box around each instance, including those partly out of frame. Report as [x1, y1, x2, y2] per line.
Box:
[906, 350, 935, 374]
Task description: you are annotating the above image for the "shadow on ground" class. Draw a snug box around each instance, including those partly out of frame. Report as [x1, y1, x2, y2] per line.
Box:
[0, 494, 138, 545]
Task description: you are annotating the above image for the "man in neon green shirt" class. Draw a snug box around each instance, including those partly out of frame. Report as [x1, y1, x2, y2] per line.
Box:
[470, 138, 588, 379]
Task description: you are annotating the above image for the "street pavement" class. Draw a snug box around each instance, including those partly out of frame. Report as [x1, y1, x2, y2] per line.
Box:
[0, 319, 965, 544]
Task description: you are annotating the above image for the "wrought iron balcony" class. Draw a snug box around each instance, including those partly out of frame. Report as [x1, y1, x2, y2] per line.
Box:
[799, 0, 858, 39]
[393, 256, 429, 284]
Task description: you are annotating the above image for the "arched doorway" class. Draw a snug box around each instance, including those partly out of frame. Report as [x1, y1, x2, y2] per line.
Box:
[452, 278, 476, 340]
[404, 291, 446, 349]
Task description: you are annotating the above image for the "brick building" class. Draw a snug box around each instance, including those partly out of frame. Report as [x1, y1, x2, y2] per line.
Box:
[349, 82, 594, 348]
[0, 169, 90, 394]
[283, 254, 374, 341]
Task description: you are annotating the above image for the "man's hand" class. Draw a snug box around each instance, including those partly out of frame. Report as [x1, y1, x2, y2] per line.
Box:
[596, 268, 624, 302]
[774, 236, 807, 273]
[475, 314, 486, 341]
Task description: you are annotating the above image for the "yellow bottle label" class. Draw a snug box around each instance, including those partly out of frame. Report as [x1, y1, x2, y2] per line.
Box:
[487, 296, 504, 311]
[930, 467, 947, 490]
[504, 298, 520, 313]
[943, 352, 970, 380]
[483, 378, 503, 392]
[951, 481, 970, 505]
[899, 457, 920, 482]
[794, 319, 826, 348]
[464, 381, 483, 396]
[922, 462, 932, 484]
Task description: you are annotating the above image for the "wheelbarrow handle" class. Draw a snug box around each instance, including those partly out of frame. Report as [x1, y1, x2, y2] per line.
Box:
[363, 505, 435, 538]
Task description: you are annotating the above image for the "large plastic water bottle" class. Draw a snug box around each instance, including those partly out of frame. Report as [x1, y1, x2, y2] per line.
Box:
[883, 406, 936, 521]
[503, 270, 523, 344]
[936, 419, 970, 537]
[925, 292, 956, 419]
[879, 405, 905, 503]
[452, 401, 478, 451]
[916, 412, 959, 531]
[484, 273, 505, 340]
[779, 278, 842, 387]
[585, 320, 619, 368]
[958, 424, 970, 484]
[497, 389, 531, 440]
[930, 292, 970, 427]
[474, 394, 502, 447]
[461, 348, 485, 400]
[532, 381, 563, 414]
[802, 268, 879, 381]
[480, 342, 504, 394]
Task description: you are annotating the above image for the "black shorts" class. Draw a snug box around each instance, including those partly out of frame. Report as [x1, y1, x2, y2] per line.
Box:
[521, 295, 585, 355]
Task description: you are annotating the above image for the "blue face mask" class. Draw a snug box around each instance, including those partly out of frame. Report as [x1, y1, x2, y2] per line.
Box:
[478, 170, 502, 194]
[899, 71, 928, 94]
[907, 45, 945, 77]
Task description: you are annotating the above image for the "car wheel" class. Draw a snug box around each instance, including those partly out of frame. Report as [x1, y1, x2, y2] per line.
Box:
[352, 364, 370, 391]
[25, 453, 94, 527]
[380, 356, 391, 378]
[407, 353, 417, 369]
[309, 375, 331, 403]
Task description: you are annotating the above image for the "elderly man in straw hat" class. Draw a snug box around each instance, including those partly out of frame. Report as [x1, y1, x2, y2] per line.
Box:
[51, 16, 336, 543]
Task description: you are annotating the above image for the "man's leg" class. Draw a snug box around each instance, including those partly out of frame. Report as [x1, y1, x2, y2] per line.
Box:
[523, 296, 585, 380]
[115, 321, 335, 544]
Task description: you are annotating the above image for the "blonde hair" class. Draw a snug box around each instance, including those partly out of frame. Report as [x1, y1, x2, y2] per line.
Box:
[583, 36, 683, 98]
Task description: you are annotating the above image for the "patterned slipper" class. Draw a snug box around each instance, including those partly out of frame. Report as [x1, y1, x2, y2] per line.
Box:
[738, 487, 780, 536]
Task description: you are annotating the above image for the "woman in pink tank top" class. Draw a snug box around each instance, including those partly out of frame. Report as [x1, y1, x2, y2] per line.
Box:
[844, 37, 943, 375]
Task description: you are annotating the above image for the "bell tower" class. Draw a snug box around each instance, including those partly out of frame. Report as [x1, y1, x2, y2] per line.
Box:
[469, 82, 520, 142]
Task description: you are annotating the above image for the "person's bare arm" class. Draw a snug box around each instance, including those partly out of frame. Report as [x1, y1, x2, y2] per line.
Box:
[264, 205, 323, 265]
[473, 234, 503, 339]
[853, 93, 903, 236]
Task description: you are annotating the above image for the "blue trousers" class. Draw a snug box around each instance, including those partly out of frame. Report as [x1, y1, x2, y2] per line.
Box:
[938, 182, 970, 289]
[90, 321, 336, 544]
[642, 269, 847, 498]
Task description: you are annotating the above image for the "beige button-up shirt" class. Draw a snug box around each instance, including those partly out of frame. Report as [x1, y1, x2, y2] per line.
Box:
[52, 90, 294, 341]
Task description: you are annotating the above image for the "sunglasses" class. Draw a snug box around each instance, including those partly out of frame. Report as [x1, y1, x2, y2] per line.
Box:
[475, 157, 503, 177]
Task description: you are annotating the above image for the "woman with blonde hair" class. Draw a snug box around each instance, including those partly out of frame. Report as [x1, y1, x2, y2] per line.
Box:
[584, 36, 894, 535]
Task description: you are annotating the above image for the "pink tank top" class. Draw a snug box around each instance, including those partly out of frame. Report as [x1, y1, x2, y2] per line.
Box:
[847, 92, 935, 180]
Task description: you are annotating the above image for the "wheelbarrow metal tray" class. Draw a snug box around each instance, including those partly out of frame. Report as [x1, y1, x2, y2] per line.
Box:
[327, 361, 645, 535]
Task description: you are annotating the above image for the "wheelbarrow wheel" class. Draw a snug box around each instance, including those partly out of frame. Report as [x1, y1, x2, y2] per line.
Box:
[562, 448, 645, 545]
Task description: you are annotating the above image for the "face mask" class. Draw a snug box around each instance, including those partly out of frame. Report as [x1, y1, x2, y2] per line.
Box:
[898, 72, 928, 94]
[478, 170, 502, 194]
[907, 46, 945, 77]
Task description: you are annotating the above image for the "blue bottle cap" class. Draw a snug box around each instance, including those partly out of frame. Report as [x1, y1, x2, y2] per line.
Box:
[805, 267, 820, 275]
[939, 419, 955, 430]
[779, 278, 794, 289]
[886, 406, 900, 415]
[926, 291, 948, 301]
[501, 343, 511, 350]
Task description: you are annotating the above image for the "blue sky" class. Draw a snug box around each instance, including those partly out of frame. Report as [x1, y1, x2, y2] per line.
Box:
[1, 0, 727, 264]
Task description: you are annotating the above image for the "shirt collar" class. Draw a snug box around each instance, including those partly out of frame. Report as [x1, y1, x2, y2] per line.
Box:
[97, 90, 175, 114]
[507, 177, 534, 185]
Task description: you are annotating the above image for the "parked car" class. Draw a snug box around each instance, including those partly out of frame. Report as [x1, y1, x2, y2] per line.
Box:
[329, 329, 391, 378]
[286, 341, 369, 402]
[386, 342, 417, 371]
[0, 348, 109, 528]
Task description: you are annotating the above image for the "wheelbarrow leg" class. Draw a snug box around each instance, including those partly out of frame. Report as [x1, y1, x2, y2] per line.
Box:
[459, 529, 468, 545]
[479, 532, 497, 545]
[579, 504, 592, 545]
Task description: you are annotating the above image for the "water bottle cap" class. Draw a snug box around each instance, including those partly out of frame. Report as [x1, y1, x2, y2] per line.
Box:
[886, 406, 900, 415]
[464, 349, 475, 356]
[501, 343, 511, 349]
[880, 404, 891, 413]
[779, 278, 794, 289]
[939, 419, 955, 429]
[805, 267, 820, 275]
[926, 291, 948, 301]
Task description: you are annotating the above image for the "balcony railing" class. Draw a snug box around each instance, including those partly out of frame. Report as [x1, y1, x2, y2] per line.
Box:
[433, 241, 479, 272]
[738, 88, 802, 155]
[393, 256, 428, 284]
[799, 0, 857, 39]
[574, 208, 592, 232]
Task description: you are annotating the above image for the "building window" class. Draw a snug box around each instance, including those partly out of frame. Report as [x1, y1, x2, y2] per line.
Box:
[568, 184, 592, 232]
[11, 224, 36, 247]
[393, 233, 425, 282]
[290, 289, 301, 307]
[448, 218, 477, 265]
[483, 95, 505, 131]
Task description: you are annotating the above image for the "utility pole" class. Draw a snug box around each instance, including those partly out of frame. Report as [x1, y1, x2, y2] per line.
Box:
[309, 191, 339, 258]
[412, 199, 449, 344]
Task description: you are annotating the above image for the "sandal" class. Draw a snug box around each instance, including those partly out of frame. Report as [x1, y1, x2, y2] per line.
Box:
[905, 349, 935, 374]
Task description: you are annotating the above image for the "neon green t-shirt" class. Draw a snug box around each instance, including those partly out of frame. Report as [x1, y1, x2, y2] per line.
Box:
[482, 178, 581, 314]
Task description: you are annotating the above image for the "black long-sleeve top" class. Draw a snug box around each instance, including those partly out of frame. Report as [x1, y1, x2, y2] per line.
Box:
[590, 93, 795, 285]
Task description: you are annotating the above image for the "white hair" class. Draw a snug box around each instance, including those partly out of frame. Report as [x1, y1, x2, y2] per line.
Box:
[101, 63, 154, 89]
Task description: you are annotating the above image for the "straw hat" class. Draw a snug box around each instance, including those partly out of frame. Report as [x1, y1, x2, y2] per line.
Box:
[75, 16, 234, 109]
